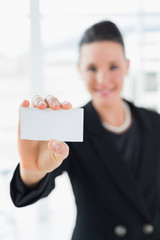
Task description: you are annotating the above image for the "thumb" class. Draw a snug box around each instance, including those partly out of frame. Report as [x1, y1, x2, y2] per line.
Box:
[48, 140, 69, 163]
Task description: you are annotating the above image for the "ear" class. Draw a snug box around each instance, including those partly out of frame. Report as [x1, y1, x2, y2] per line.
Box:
[125, 59, 130, 75]
[77, 63, 83, 77]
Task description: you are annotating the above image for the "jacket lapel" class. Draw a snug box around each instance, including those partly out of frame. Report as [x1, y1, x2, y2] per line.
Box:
[84, 101, 159, 220]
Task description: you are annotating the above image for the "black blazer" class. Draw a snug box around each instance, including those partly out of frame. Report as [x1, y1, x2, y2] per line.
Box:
[10, 101, 160, 240]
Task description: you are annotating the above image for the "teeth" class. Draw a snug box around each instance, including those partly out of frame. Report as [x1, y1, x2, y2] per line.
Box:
[99, 89, 111, 93]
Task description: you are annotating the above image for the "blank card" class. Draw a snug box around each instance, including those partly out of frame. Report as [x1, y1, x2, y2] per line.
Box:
[20, 107, 84, 142]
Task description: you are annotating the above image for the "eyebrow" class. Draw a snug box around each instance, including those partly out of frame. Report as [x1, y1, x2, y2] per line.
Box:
[109, 60, 119, 64]
[86, 61, 119, 66]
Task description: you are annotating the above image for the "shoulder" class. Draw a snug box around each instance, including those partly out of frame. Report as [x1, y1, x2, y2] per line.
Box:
[126, 100, 160, 131]
[129, 100, 160, 119]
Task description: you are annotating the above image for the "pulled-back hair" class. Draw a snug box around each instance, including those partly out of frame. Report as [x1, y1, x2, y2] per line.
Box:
[79, 20, 125, 50]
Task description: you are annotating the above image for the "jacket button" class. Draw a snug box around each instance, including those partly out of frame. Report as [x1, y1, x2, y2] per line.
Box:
[114, 225, 127, 237]
[142, 224, 154, 235]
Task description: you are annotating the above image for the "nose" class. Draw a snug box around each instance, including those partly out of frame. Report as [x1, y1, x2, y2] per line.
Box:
[97, 70, 110, 85]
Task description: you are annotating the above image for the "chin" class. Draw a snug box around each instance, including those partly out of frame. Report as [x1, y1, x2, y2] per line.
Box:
[93, 94, 120, 108]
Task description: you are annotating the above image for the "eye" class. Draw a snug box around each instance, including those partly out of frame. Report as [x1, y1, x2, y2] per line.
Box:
[87, 65, 97, 72]
[110, 65, 118, 70]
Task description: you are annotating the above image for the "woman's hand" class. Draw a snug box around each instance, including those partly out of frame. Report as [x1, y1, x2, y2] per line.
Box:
[18, 95, 72, 187]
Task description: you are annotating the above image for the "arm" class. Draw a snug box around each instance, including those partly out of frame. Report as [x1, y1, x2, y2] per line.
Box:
[10, 157, 69, 207]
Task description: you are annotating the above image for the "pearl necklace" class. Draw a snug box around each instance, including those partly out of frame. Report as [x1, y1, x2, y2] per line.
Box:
[102, 101, 132, 134]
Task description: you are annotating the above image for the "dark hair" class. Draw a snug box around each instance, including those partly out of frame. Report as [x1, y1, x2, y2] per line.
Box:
[79, 20, 125, 50]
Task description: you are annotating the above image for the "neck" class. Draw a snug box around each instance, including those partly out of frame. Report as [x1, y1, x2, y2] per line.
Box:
[92, 98, 125, 127]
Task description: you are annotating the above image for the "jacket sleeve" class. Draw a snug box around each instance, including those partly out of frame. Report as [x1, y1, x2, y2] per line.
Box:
[10, 156, 70, 207]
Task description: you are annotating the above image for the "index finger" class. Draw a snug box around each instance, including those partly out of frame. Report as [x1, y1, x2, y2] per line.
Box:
[31, 95, 47, 110]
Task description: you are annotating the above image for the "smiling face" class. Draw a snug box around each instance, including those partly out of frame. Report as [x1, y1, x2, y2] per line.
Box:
[78, 41, 129, 109]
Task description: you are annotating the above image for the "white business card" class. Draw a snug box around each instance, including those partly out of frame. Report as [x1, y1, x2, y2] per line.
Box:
[20, 107, 84, 142]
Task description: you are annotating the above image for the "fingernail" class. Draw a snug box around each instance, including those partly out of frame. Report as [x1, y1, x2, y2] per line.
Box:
[52, 102, 59, 107]
[51, 142, 59, 151]
[38, 100, 45, 106]
[61, 101, 70, 105]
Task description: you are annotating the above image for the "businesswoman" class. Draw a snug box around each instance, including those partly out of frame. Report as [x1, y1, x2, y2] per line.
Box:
[10, 21, 160, 239]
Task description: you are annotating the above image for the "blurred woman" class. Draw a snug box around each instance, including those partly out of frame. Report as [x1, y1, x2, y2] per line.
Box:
[10, 21, 160, 239]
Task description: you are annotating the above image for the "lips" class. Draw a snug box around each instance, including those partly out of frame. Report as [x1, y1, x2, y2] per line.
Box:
[96, 88, 115, 96]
